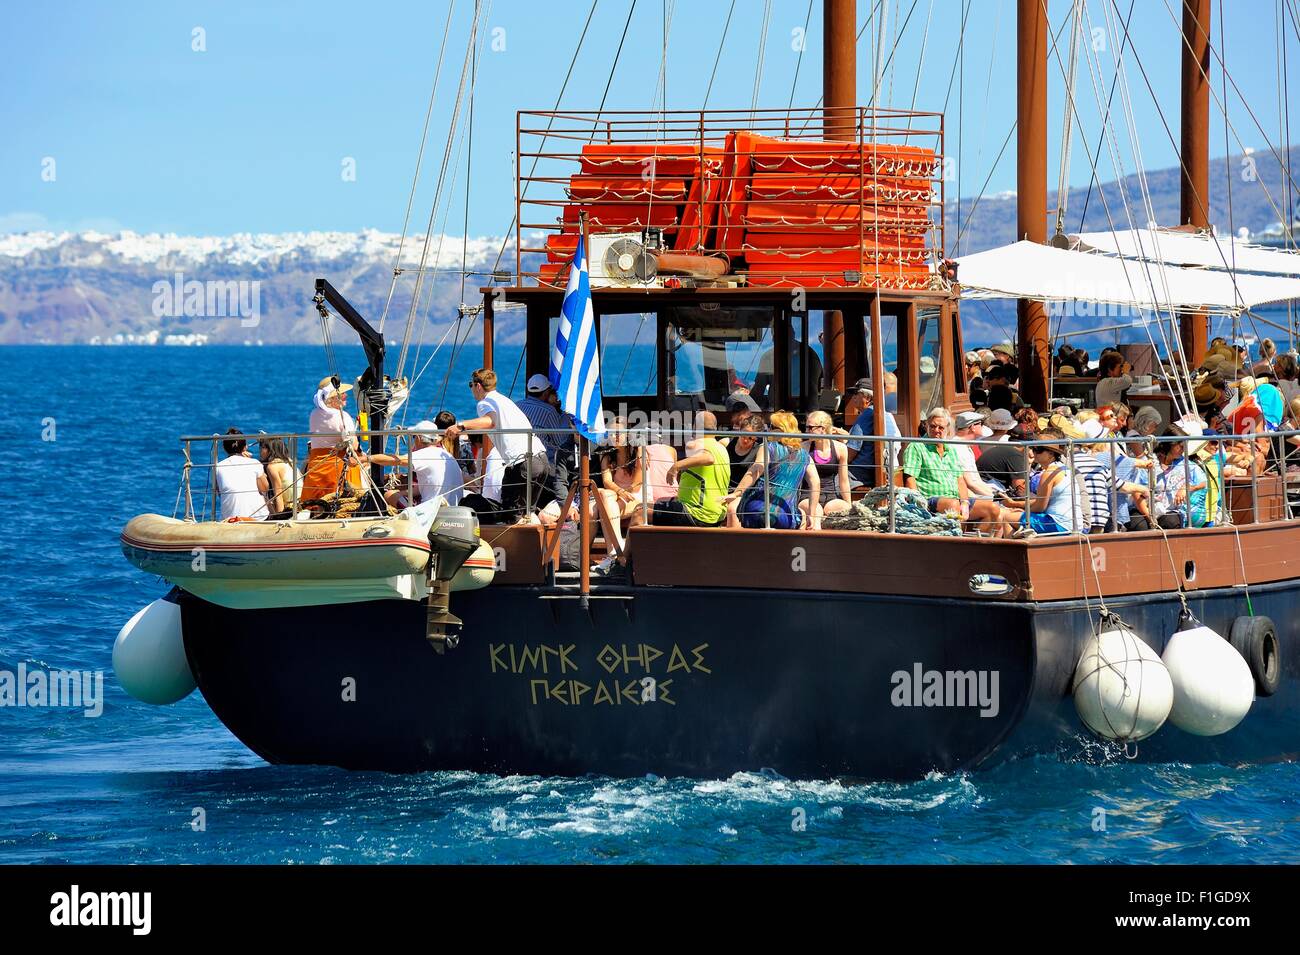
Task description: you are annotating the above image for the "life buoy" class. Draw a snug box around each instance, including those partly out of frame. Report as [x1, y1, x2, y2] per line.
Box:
[1229, 615, 1281, 697]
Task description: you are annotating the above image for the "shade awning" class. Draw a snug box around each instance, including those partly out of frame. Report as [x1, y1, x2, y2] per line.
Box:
[1076, 227, 1300, 276]
[955, 240, 1300, 315]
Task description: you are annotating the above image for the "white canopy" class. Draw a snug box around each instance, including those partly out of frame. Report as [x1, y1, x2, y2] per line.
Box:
[955, 240, 1300, 315]
[1076, 227, 1300, 276]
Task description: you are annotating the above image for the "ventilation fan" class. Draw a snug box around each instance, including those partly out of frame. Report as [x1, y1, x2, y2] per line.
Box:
[589, 233, 661, 287]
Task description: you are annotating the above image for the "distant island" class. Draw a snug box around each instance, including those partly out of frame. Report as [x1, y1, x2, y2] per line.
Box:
[1, 144, 1295, 345]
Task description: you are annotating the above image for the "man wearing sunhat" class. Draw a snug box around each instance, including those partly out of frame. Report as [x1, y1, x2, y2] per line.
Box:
[301, 375, 362, 504]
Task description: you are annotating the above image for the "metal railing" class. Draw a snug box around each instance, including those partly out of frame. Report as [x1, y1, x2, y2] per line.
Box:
[178, 423, 1300, 537]
[515, 105, 945, 291]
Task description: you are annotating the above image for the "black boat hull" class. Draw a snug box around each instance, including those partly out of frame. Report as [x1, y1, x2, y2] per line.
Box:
[178, 580, 1300, 779]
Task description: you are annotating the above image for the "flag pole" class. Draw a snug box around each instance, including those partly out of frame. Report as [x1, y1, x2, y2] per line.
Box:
[579, 211, 592, 603]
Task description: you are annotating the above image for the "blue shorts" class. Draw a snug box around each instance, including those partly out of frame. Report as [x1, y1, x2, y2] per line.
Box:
[1022, 512, 1067, 533]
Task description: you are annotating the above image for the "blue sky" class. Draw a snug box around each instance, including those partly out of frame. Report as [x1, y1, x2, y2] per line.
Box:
[2, 0, 1296, 238]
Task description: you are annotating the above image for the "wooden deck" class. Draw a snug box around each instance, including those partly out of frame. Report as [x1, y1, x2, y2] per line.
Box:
[482, 518, 1300, 603]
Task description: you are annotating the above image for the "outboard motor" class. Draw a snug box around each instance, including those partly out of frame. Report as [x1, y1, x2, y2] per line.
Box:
[429, 506, 479, 581]
[424, 506, 480, 653]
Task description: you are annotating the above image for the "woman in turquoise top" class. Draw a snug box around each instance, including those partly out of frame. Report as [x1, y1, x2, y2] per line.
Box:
[724, 411, 821, 530]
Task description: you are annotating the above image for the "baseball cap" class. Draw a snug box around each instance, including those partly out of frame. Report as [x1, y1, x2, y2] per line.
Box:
[526, 374, 553, 395]
[411, 419, 439, 435]
[853, 377, 873, 394]
[725, 392, 761, 413]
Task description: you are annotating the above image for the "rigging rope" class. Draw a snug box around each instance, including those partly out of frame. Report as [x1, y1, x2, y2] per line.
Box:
[459, 2, 478, 307]
[786, 0, 815, 115]
[397, 1, 485, 382]
[378, 1, 457, 335]
[486, 0, 600, 280]
[1053, 0, 1084, 240]
[702, 0, 735, 110]
[751, 0, 773, 117]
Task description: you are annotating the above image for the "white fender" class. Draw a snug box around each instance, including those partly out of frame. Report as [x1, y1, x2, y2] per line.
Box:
[112, 599, 196, 705]
[1162, 624, 1254, 736]
[1072, 625, 1173, 742]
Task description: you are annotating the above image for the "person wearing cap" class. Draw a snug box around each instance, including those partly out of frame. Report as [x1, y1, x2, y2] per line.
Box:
[301, 376, 362, 505]
[519, 373, 577, 502]
[846, 383, 901, 484]
[447, 368, 553, 522]
[842, 378, 873, 428]
[366, 420, 466, 510]
[724, 390, 762, 418]
[953, 411, 990, 459]
[951, 410, 1011, 531]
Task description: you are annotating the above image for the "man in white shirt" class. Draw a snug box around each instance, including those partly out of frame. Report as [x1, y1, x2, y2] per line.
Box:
[213, 428, 269, 521]
[447, 368, 553, 521]
[409, 425, 463, 506]
[368, 421, 465, 509]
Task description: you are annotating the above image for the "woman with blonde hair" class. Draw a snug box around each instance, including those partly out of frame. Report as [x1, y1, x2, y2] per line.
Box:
[724, 410, 821, 529]
[802, 409, 852, 524]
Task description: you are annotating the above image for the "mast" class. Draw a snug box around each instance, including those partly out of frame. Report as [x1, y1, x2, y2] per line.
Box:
[822, 0, 855, 399]
[1179, 0, 1211, 367]
[1016, 0, 1050, 411]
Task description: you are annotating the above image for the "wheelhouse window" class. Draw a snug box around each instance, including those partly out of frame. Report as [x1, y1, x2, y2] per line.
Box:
[596, 311, 658, 398]
[917, 306, 944, 414]
[664, 305, 775, 412]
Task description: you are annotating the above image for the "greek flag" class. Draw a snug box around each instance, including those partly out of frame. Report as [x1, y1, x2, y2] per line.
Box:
[550, 235, 606, 441]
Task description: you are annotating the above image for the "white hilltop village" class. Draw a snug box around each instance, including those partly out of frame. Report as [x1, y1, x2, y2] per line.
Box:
[0, 228, 516, 346]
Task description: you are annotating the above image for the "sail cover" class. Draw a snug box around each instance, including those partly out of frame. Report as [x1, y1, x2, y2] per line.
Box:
[1076, 228, 1300, 276]
[955, 240, 1300, 315]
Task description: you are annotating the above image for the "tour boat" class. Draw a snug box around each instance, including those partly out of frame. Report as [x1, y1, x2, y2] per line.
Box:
[115, 0, 1300, 779]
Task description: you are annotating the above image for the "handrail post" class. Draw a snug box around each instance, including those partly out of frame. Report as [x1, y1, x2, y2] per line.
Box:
[763, 439, 772, 529]
[291, 435, 300, 521]
[640, 440, 649, 525]
[209, 436, 218, 522]
[886, 434, 897, 533]
[183, 440, 194, 521]
[1068, 443, 1078, 534]
[1251, 433, 1260, 524]
[1108, 439, 1117, 533]
[1023, 442, 1032, 533]
[526, 432, 534, 521]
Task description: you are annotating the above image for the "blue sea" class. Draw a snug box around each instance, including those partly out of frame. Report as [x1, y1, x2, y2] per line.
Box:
[1, 344, 1297, 865]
